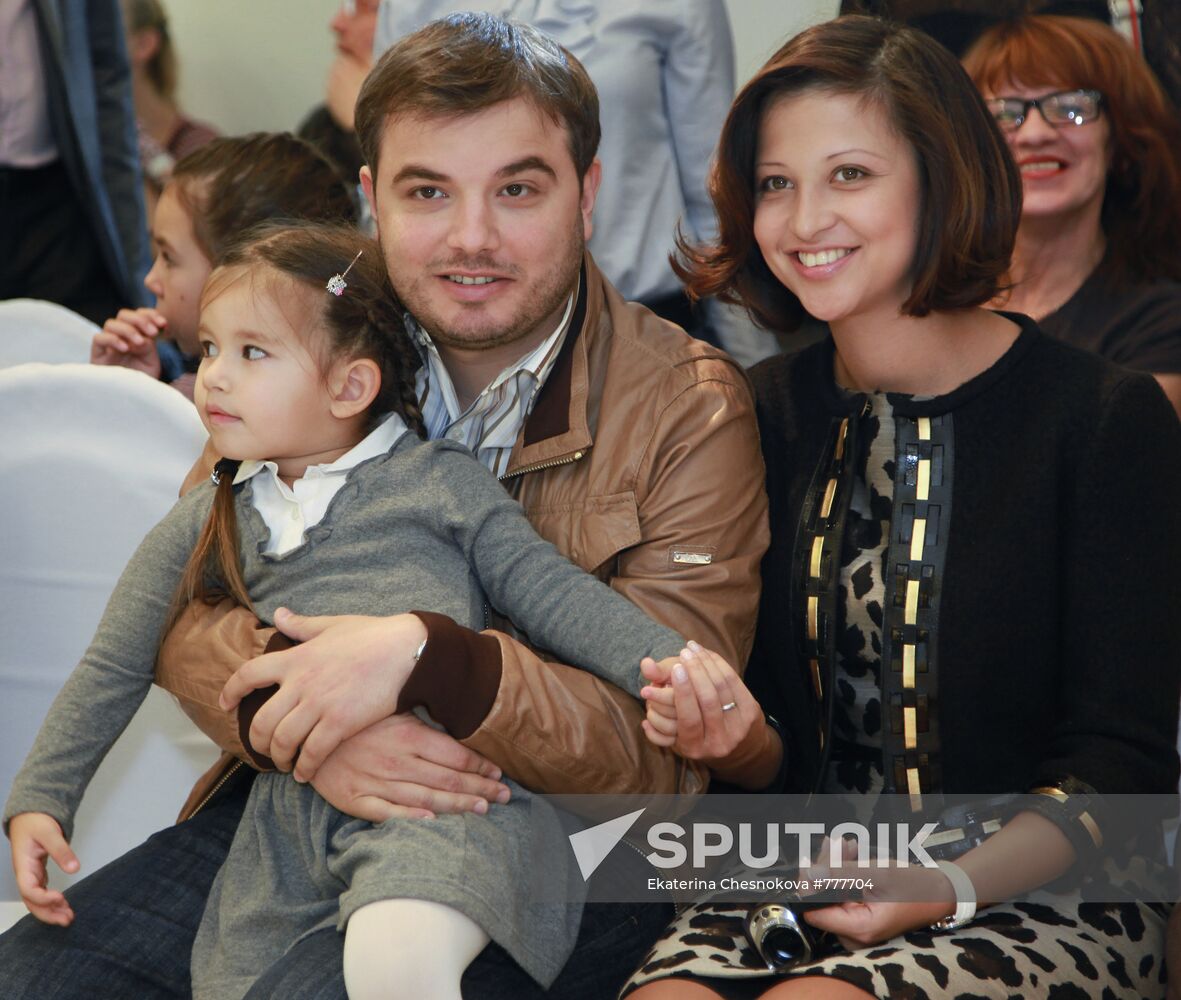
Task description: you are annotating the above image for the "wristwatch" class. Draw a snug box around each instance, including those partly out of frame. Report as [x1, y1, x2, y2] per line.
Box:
[930, 860, 976, 930]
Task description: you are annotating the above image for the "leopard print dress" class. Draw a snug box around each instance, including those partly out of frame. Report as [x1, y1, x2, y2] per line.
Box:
[621, 394, 1170, 1000]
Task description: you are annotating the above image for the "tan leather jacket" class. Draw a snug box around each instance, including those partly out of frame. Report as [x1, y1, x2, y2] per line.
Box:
[163, 255, 770, 820]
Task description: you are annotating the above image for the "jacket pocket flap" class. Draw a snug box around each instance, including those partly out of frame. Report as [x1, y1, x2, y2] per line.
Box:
[526, 491, 641, 575]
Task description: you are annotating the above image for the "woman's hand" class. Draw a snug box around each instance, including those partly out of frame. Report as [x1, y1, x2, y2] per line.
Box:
[804, 896, 953, 951]
[8, 812, 80, 926]
[806, 810, 1079, 951]
[803, 868, 955, 950]
[802, 841, 956, 950]
[90, 307, 165, 378]
[640, 642, 780, 788]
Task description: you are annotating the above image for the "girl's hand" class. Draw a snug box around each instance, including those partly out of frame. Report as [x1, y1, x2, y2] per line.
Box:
[8, 812, 79, 926]
[639, 642, 763, 764]
[637, 655, 679, 746]
[90, 308, 165, 377]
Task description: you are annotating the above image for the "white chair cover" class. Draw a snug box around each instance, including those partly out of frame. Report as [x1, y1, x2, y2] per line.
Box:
[0, 364, 216, 906]
[0, 299, 98, 368]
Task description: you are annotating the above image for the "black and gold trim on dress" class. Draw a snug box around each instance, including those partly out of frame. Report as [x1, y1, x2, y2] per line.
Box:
[797, 410, 862, 759]
[795, 404, 953, 812]
[881, 413, 953, 813]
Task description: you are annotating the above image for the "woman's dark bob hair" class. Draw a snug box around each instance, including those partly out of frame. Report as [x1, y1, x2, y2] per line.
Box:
[677, 15, 1021, 333]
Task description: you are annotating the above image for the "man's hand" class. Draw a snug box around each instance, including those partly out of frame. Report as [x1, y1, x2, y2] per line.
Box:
[219, 609, 428, 782]
[8, 812, 80, 926]
[90, 307, 165, 378]
[311, 714, 512, 822]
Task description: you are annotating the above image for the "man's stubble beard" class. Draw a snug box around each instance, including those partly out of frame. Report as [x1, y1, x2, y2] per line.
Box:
[382, 215, 584, 353]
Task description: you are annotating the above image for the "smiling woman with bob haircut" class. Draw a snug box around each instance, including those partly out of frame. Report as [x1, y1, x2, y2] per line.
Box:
[623, 15, 1180, 1000]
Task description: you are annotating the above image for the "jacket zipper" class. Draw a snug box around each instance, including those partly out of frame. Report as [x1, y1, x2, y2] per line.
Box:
[187, 758, 244, 819]
[498, 449, 586, 482]
[618, 835, 689, 917]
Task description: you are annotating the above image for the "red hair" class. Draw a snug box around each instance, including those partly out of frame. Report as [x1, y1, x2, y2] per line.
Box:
[964, 15, 1181, 285]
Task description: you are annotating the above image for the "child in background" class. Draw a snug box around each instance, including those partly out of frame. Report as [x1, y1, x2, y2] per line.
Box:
[8, 223, 688, 1000]
[90, 133, 356, 400]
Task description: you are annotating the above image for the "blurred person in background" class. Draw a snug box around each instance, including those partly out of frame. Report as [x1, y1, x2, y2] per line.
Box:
[840, 0, 1181, 119]
[121, 0, 219, 220]
[297, 0, 378, 225]
[964, 14, 1181, 418]
[0, 0, 149, 324]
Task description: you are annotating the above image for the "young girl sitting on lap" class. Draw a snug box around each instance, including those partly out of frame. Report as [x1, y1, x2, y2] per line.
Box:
[8, 223, 688, 1000]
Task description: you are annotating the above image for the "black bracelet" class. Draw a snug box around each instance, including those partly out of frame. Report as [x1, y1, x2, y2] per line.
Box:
[761, 713, 791, 793]
[1023, 776, 1106, 863]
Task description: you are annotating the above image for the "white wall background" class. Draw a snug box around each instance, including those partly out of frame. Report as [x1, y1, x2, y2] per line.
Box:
[171, 0, 839, 137]
[729, 0, 840, 88]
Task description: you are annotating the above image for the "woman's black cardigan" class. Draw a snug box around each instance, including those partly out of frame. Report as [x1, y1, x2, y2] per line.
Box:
[745, 318, 1181, 848]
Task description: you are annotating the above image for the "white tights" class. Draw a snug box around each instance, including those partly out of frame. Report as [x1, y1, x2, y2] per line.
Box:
[342, 898, 490, 1000]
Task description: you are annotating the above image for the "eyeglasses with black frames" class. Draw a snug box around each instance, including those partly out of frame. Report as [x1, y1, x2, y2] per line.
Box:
[985, 89, 1104, 132]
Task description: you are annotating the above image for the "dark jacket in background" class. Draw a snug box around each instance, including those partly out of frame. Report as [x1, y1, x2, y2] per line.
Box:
[35, 0, 150, 306]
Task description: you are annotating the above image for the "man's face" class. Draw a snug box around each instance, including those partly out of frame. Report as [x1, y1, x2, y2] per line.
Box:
[361, 98, 600, 359]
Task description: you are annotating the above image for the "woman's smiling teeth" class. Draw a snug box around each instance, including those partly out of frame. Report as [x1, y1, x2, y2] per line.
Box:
[1020, 160, 1063, 173]
[797, 248, 852, 267]
[447, 275, 498, 285]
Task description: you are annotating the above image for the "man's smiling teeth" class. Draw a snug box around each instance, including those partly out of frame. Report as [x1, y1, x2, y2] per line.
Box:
[798, 248, 851, 267]
[1021, 161, 1062, 173]
[447, 275, 498, 285]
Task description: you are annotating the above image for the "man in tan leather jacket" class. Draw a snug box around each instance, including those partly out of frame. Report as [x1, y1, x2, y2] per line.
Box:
[165, 244, 772, 820]
[0, 13, 770, 1000]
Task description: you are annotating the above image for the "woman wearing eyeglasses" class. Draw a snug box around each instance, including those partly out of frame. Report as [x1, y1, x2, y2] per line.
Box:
[964, 14, 1181, 419]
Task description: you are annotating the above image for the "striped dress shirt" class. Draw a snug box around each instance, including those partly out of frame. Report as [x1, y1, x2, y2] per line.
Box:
[409, 288, 576, 477]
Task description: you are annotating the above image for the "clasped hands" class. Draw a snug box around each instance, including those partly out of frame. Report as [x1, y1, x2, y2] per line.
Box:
[640, 641, 782, 790]
[639, 645, 957, 946]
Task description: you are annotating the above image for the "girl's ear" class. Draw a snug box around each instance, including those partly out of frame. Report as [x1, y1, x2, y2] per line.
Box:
[328, 357, 381, 419]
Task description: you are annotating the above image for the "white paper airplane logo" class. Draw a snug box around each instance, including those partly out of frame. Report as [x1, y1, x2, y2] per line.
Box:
[567, 808, 646, 880]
